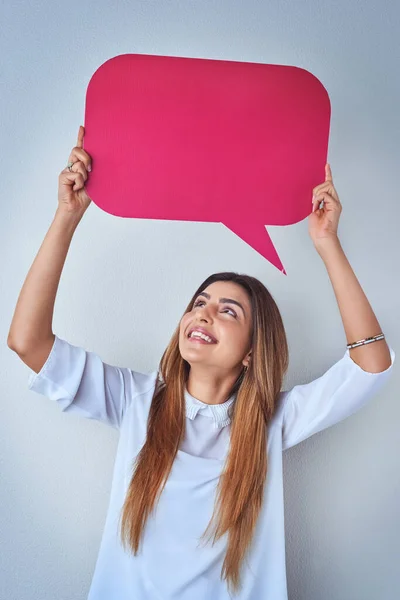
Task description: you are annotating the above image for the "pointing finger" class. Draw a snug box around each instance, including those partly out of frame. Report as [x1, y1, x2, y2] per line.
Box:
[77, 125, 84, 148]
[325, 163, 332, 182]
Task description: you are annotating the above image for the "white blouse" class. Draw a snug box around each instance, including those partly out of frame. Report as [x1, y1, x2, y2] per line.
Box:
[27, 335, 395, 600]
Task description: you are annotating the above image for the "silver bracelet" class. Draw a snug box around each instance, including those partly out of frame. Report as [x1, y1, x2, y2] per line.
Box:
[347, 333, 385, 350]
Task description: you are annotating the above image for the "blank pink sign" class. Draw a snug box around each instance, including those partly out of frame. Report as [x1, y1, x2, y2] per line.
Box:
[83, 54, 331, 275]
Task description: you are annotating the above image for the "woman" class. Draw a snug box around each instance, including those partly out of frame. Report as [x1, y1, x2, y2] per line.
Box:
[8, 125, 395, 599]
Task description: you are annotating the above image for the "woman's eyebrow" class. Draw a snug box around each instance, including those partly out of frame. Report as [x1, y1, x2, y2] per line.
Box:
[197, 292, 246, 317]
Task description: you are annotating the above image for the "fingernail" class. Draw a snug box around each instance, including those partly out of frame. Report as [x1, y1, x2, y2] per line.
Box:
[88, 164, 92, 172]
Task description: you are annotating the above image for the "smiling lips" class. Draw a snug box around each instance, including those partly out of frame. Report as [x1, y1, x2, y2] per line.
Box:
[187, 327, 217, 344]
[189, 335, 215, 344]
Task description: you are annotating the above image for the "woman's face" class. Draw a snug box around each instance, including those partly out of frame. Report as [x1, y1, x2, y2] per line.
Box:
[179, 281, 253, 371]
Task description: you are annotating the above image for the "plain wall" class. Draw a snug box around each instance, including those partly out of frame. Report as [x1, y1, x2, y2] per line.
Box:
[1, 1, 399, 598]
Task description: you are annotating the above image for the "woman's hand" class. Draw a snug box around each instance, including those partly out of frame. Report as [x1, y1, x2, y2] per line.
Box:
[58, 125, 92, 215]
[308, 163, 342, 246]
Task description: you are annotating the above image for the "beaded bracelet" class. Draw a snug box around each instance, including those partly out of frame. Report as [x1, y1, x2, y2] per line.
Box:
[346, 333, 385, 350]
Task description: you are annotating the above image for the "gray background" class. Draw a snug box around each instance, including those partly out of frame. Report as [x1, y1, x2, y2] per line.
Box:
[1, 1, 399, 598]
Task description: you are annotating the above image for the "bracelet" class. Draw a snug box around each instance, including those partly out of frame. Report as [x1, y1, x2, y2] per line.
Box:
[347, 333, 385, 350]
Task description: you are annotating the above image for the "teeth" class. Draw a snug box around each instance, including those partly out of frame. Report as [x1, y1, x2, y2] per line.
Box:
[189, 331, 214, 343]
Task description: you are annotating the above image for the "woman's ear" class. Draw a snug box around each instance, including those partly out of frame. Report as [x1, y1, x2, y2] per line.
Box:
[242, 350, 252, 368]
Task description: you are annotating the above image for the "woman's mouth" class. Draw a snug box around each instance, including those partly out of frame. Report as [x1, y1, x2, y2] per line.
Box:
[188, 337, 216, 344]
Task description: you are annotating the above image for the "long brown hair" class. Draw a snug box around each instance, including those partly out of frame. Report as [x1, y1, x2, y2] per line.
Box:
[118, 272, 289, 596]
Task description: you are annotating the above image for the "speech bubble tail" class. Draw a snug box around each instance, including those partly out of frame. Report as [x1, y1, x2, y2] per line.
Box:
[223, 221, 287, 275]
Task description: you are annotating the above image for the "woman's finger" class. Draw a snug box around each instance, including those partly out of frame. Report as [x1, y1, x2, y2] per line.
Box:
[313, 191, 342, 211]
[67, 147, 91, 172]
[65, 160, 88, 182]
[313, 180, 339, 201]
[77, 125, 84, 148]
[60, 169, 85, 191]
[325, 163, 333, 181]
[312, 191, 331, 213]
[313, 180, 334, 195]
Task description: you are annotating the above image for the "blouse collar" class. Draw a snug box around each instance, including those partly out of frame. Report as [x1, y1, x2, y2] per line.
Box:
[184, 388, 237, 429]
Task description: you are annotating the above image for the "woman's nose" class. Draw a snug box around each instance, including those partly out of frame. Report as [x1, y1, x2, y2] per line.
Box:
[198, 309, 211, 321]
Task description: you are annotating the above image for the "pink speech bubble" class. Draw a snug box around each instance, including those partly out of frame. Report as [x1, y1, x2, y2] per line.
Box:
[83, 54, 331, 275]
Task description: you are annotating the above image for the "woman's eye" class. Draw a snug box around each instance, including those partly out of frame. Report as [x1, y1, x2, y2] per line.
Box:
[193, 300, 236, 318]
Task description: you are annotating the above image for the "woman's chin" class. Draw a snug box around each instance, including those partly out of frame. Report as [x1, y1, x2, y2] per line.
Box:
[180, 350, 210, 366]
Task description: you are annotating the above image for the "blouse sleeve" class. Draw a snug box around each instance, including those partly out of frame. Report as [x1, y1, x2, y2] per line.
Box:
[281, 344, 395, 450]
[27, 335, 156, 430]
